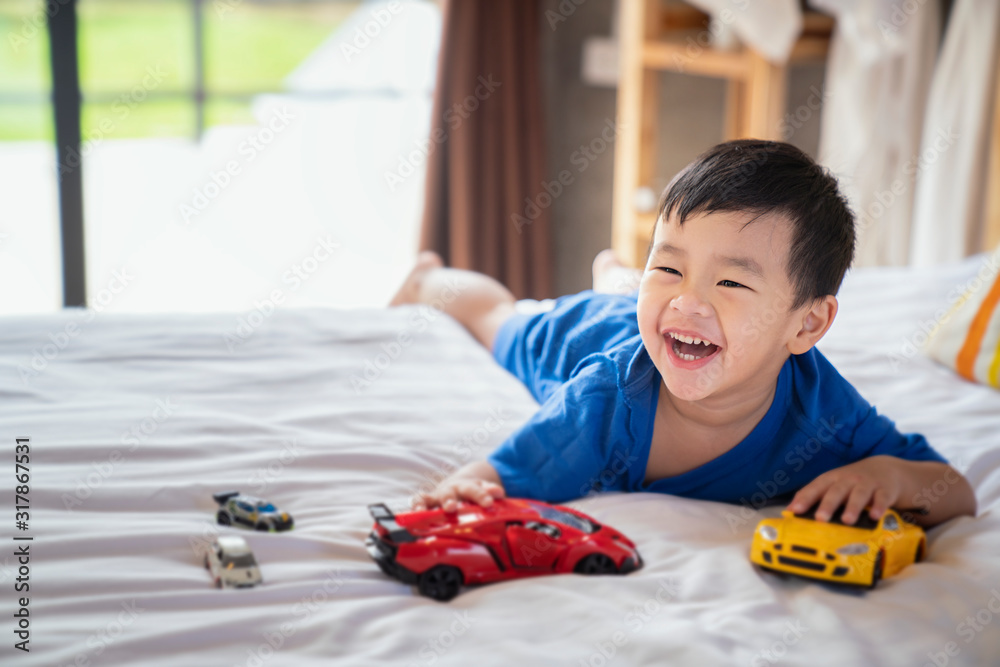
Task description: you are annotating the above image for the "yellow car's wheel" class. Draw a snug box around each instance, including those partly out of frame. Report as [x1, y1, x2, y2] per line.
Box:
[869, 551, 884, 590]
[915, 540, 925, 563]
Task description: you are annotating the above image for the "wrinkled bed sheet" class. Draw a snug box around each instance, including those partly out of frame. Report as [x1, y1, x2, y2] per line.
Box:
[2, 255, 999, 666]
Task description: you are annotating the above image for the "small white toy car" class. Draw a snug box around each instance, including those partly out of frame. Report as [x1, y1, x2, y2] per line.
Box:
[204, 535, 263, 589]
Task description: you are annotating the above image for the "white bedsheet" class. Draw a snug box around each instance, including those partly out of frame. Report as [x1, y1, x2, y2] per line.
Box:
[3, 256, 1000, 666]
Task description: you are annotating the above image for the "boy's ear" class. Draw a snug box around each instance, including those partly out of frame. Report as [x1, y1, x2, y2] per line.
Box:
[787, 295, 838, 355]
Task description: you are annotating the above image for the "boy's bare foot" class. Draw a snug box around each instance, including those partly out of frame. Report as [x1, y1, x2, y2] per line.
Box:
[592, 249, 642, 294]
[389, 251, 445, 306]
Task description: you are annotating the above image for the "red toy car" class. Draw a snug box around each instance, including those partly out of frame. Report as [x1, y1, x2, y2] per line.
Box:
[365, 498, 642, 601]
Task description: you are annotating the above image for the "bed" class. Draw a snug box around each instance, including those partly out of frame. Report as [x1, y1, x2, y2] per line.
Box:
[4, 253, 1000, 666]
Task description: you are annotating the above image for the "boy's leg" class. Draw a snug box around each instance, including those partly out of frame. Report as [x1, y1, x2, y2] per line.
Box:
[592, 249, 643, 294]
[390, 251, 517, 351]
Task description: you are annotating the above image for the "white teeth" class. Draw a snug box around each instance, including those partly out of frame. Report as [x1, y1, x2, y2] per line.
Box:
[677, 351, 698, 361]
[669, 332, 711, 346]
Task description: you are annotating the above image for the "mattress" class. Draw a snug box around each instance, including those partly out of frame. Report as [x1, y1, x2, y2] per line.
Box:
[2, 254, 999, 666]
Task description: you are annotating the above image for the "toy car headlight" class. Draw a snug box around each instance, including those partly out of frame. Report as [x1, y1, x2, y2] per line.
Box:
[758, 525, 778, 541]
[836, 542, 870, 556]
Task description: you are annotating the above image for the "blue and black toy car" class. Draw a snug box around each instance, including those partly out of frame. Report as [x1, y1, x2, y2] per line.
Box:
[212, 491, 294, 532]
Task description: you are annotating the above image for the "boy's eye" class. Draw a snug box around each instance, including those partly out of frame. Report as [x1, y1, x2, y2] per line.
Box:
[653, 268, 747, 289]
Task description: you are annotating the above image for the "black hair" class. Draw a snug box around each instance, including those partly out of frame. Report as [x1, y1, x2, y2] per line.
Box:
[654, 139, 855, 311]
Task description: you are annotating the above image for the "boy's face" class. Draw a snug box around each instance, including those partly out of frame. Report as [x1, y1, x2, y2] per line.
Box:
[637, 209, 818, 405]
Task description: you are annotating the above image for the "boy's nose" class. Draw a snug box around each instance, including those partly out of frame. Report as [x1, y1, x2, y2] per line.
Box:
[669, 293, 712, 318]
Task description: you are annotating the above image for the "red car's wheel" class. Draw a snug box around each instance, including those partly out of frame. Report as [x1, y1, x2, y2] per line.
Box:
[418, 565, 463, 602]
[574, 553, 618, 575]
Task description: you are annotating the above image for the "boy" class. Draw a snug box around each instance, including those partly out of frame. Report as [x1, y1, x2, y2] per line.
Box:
[392, 140, 976, 528]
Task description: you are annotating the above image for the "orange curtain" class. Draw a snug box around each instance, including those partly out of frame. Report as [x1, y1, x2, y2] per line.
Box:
[420, 0, 553, 300]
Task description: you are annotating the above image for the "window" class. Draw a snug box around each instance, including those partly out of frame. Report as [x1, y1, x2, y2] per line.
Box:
[0, 0, 61, 313]
[1, 0, 441, 314]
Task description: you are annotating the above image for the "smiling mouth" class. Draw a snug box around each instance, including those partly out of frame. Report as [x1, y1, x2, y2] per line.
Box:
[667, 332, 720, 361]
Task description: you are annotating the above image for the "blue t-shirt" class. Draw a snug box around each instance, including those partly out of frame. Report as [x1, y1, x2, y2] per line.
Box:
[487, 290, 947, 506]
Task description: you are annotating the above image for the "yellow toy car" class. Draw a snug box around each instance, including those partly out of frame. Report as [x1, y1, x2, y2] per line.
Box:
[749, 505, 926, 589]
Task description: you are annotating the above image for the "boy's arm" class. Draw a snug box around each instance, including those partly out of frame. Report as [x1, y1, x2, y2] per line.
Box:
[411, 460, 505, 513]
[411, 363, 623, 512]
[786, 455, 977, 528]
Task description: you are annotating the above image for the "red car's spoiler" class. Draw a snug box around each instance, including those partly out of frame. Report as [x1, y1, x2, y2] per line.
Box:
[368, 504, 416, 543]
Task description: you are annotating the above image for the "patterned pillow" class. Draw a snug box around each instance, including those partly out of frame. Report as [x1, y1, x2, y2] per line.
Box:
[924, 250, 1000, 388]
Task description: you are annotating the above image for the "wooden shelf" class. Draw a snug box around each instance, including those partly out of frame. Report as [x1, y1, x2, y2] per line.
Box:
[611, 1, 833, 267]
[642, 39, 752, 79]
[642, 33, 828, 79]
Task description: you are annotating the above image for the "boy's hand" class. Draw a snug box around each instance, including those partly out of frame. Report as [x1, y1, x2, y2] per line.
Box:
[786, 455, 903, 525]
[411, 478, 505, 513]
